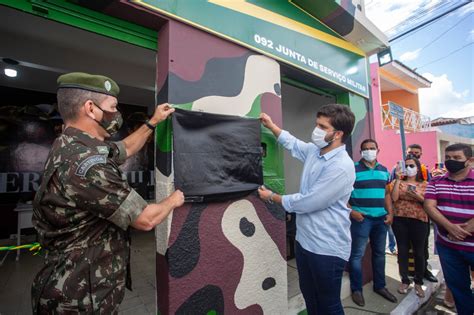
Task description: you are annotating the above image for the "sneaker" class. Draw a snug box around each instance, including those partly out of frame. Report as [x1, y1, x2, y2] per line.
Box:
[398, 283, 410, 294]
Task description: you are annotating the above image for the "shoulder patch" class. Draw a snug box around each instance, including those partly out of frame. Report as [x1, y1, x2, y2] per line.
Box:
[75, 155, 107, 177]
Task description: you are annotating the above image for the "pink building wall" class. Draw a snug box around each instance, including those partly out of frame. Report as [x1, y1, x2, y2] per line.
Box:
[370, 63, 439, 171]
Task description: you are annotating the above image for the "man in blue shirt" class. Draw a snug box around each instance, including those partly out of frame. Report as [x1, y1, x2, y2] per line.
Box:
[258, 104, 355, 315]
[348, 139, 397, 306]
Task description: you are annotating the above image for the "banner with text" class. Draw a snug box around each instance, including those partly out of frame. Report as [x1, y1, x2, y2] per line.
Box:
[132, 0, 369, 97]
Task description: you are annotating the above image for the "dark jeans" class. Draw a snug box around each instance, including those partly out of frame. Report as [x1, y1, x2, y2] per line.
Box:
[392, 217, 428, 285]
[437, 243, 474, 315]
[349, 216, 387, 292]
[295, 242, 346, 315]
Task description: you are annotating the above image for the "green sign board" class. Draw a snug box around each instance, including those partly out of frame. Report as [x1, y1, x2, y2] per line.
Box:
[132, 0, 369, 97]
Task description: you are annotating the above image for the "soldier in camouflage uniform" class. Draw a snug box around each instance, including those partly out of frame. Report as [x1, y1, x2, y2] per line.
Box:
[32, 72, 184, 314]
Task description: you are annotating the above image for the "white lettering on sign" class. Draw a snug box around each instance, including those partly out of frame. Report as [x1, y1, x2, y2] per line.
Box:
[0, 171, 157, 193]
[253, 33, 366, 94]
[0, 172, 40, 193]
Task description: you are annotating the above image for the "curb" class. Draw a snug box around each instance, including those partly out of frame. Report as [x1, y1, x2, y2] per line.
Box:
[390, 261, 443, 315]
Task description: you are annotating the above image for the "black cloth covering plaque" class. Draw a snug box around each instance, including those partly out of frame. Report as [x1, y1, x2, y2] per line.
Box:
[172, 108, 263, 202]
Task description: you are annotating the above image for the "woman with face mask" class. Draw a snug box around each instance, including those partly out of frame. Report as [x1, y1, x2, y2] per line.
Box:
[390, 155, 428, 298]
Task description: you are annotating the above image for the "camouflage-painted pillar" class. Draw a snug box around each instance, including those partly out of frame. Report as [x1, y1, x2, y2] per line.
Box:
[154, 20, 287, 314]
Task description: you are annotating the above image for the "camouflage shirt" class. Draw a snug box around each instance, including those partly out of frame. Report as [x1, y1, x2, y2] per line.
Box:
[32, 127, 148, 313]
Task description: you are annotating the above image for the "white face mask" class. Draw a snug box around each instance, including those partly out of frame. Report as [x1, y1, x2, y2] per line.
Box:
[361, 150, 377, 162]
[406, 166, 418, 177]
[311, 127, 331, 149]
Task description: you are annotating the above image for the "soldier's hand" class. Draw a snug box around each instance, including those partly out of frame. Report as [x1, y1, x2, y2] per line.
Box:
[169, 190, 184, 208]
[150, 103, 175, 125]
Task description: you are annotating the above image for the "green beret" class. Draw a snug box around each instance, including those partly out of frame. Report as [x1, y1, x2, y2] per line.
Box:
[57, 72, 120, 97]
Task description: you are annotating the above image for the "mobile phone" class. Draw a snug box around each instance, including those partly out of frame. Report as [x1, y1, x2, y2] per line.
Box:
[436, 162, 444, 169]
[408, 184, 416, 192]
[398, 160, 406, 174]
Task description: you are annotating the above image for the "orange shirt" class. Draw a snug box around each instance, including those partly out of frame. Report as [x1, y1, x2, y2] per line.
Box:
[420, 164, 429, 181]
[391, 181, 428, 222]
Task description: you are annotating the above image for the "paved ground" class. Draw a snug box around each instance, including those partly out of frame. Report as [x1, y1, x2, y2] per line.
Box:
[0, 231, 157, 315]
[0, 226, 460, 315]
[415, 283, 458, 315]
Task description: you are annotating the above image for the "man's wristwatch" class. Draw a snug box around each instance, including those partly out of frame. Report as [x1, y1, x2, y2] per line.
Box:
[145, 120, 156, 131]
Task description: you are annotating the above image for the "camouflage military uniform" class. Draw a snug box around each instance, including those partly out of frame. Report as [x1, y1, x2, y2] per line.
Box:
[32, 127, 148, 314]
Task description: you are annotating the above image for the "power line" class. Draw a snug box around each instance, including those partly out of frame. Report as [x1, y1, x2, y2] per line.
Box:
[384, 1, 452, 35]
[389, 13, 448, 42]
[416, 42, 473, 69]
[389, 1, 471, 42]
[365, 0, 461, 41]
[419, 12, 473, 52]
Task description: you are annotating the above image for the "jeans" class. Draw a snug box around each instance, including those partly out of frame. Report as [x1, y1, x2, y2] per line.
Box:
[295, 242, 346, 315]
[349, 216, 387, 292]
[437, 243, 474, 315]
[424, 220, 431, 274]
[392, 217, 428, 285]
[387, 226, 396, 252]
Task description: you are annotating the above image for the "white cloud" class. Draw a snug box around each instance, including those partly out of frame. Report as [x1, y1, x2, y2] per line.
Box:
[470, 29, 474, 41]
[419, 73, 473, 119]
[365, 0, 442, 36]
[440, 103, 474, 118]
[399, 48, 422, 62]
[457, 2, 474, 17]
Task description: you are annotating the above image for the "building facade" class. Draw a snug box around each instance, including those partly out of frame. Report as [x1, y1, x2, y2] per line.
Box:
[0, 1, 388, 313]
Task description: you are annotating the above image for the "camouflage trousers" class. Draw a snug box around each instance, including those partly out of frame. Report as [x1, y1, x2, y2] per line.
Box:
[32, 244, 129, 314]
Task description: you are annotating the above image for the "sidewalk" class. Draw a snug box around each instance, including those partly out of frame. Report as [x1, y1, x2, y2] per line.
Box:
[341, 255, 442, 315]
[287, 254, 443, 315]
[288, 224, 446, 315]
[1, 229, 447, 315]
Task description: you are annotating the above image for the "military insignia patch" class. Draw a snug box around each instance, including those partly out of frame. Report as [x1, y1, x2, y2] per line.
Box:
[104, 80, 112, 91]
[75, 155, 107, 177]
[97, 146, 109, 155]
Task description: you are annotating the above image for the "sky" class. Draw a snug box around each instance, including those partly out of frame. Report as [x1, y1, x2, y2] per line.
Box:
[366, 0, 474, 119]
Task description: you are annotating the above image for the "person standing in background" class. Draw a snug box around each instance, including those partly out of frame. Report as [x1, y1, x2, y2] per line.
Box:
[424, 143, 474, 315]
[390, 143, 437, 283]
[348, 139, 397, 307]
[391, 155, 428, 298]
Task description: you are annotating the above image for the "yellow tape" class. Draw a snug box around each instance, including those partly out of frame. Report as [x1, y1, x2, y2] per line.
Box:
[0, 242, 41, 253]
